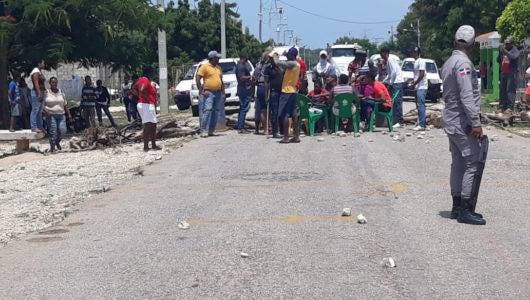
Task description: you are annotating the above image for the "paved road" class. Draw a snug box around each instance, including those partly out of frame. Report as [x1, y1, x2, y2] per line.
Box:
[1, 127, 529, 298]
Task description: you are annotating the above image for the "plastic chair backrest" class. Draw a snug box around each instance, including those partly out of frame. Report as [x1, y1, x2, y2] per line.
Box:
[296, 94, 311, 120]
[390, 89, 401, 104]
[333, 93, 358, 118]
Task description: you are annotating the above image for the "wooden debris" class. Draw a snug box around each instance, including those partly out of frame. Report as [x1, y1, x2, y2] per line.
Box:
[67, 116, 200, 152]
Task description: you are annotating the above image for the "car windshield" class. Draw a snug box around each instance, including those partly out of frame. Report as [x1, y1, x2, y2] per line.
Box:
[184, 66, 197, 80]
[426, 62, 437, 73]
[402, 61, 414, 72]
[220, 62, 237, 74]
[332, 48, 355, 57]
[402, 61, 438, 74]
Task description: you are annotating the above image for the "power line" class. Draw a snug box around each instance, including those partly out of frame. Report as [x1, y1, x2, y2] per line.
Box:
[276, 0, 400, 25]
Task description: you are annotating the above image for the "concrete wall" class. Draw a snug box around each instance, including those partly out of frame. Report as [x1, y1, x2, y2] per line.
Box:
[32, 63, 124, 101]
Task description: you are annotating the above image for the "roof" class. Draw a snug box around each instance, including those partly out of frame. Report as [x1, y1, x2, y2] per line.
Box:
[331, 43, 363, 50]
[403, 57, 436, 63]
[475, 31, 501, 43]
[200, 58, 239, 64]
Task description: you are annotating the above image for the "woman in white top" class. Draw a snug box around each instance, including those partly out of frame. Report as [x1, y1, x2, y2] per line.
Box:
[44, 77, 71, 152]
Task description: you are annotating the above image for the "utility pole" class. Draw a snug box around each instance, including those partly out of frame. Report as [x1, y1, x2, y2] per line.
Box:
[221, 0, 226, 58]
[157, 0, 169, 114]
[258, 0, 263, 42]
[417, 19, 421, 49]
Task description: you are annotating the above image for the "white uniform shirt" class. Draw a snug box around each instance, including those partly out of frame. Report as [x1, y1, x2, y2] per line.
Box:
[414, 58, 428, 90]
[383, 57, 404, 85]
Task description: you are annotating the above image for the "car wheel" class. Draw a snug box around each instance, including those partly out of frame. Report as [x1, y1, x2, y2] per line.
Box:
[191, 105, 199, 117]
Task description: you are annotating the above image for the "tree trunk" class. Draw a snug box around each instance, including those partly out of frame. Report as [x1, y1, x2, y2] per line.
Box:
[0, 39, 9, 129]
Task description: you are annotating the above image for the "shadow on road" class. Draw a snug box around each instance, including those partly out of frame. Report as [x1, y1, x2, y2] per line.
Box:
[438, 211, 453, 219]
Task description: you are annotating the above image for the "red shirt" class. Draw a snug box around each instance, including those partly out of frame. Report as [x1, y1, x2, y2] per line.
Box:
[501, 55, 511, 74]
[348, 61, 360, 75]
[134, 77, 157, 105]
[296, 58, 307, 88]
[308, 88, 329, 104]
[372, 81, 392, 108]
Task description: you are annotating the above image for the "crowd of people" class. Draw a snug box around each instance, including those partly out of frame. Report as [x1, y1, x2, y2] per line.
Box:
[7, 62, 160, 153]
[196, 46, 415, 142]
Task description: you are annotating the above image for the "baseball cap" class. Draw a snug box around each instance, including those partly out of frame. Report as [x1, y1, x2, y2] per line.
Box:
[455, 25, 475, 46]
[208, 51, 221, 59]
[319, 50, 328, 57]
[287, 47, 298, 57]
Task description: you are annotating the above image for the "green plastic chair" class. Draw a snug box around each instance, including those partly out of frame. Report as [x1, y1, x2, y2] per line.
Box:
[332, 93, 360, 133]
[296, 94, 324, 136]
[369, 90, 401, 132]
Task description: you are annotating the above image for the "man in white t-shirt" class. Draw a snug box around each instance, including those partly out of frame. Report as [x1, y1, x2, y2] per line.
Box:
[410, 47, 428, 131]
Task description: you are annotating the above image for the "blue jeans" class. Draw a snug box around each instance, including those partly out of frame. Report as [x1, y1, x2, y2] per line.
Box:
[47, 114, 66, 147]
[123, 97, 132, 121]
[199, 91, 222, 133]
[500, 73, 516, 110]
[416, 89, 427, 128]
[278, 93, 297, 121]
[96, 103, 117, 127]
[254, 84, 267, 125]
[30, 90, 43, 130]
[269, 91, 281, 135]
[237, 91, 251, 129]
[392, 83, 404, 124]
[361, 100, 376, 122]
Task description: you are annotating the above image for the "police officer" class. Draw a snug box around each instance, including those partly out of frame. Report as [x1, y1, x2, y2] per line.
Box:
[441, 25, 487, 225]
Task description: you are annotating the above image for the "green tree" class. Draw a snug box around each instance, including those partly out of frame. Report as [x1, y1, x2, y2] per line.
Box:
[0, 0, 162, 127]
[497, 0, 530, 43]
[395, 0, 511, 64]
[166, 0, 270, 66]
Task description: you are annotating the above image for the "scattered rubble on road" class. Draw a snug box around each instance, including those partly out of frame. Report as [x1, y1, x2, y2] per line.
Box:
[382, 257, 396, 268]
[0, 116, 199, 245]
[69, 116, 200, 152]
[403, 103, 443, 128]
[357, 214, 367, 224]
[341, 208, 352, 217]
[177, 220, 191, 230]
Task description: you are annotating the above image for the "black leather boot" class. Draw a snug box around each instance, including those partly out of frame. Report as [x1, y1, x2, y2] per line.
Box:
[450, 196, 461, 219]
[458, 198, 486, 225]
[469, 197, 483, 218]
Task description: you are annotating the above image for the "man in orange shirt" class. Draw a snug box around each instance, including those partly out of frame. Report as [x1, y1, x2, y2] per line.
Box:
[361, 73, 392, 126]
[196, 51, 224, 137]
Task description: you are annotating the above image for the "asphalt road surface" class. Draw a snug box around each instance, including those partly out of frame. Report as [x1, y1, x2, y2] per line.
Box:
[1, 127, 529, 298]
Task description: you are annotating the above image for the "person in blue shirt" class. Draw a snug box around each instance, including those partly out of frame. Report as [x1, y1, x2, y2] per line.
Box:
[8, 77, 21, 132]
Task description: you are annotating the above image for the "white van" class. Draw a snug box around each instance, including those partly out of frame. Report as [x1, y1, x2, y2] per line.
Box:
[401, 58, 443, 102]
[174, 63, 198, 110]
[330, 43, 363, 75]
[190, 58, 254, 116]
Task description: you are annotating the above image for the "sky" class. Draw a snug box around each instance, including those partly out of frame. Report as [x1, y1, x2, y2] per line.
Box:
[232, 0, 414, 48]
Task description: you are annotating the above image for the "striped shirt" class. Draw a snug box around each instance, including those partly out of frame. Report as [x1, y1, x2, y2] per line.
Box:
[81, 85, 98, 106]
[332, 84, 353, 95]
